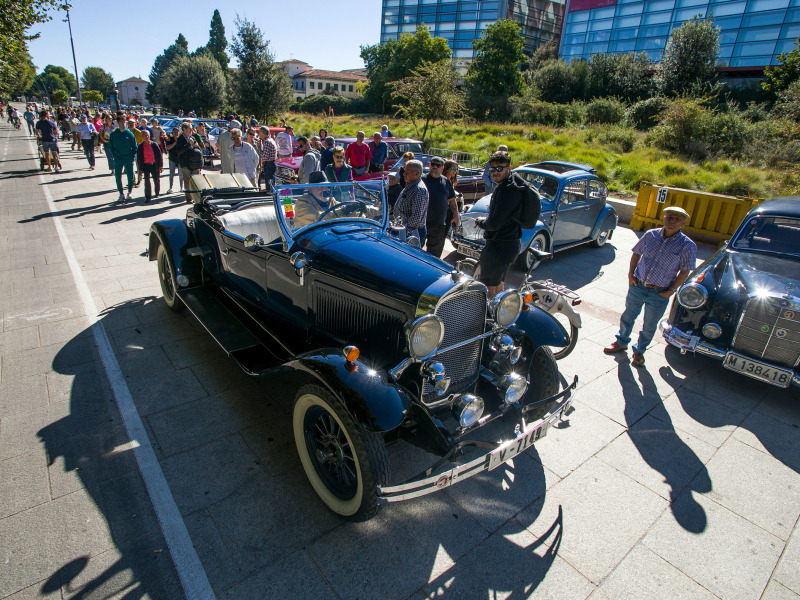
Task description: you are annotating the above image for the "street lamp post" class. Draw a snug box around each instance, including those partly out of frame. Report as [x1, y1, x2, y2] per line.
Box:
[63, 10, 82, 104]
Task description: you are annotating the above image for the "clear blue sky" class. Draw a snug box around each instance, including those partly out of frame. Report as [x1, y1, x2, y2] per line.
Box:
[27, 0, 382, 84]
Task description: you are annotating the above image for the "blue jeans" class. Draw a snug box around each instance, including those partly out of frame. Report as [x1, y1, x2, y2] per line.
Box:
[616, 281, 671, 354]
[418, 226, 427, 246]
[103, 142, 114, 171]
[168, 160, 182, 190]
[259, 161, 276, 190]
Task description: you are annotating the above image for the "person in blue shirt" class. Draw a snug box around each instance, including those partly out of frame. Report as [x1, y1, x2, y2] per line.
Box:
[482, 144, 508, 195]
[380, 124, 393, 138]
[368, 132, 388, 173]
[320, 136, 335, 173]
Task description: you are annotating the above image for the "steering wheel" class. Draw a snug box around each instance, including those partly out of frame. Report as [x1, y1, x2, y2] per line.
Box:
[317, 200, 368, 220]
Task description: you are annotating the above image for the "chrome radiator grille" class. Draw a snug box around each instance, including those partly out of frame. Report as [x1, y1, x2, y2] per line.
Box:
[422, 290, 487, 401]
[457, 215, 485, 243]
[733, 297, 800, 368]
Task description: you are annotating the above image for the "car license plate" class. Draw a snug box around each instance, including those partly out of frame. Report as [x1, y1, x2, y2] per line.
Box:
[723, 352, 793, 388]
[457, 244, 481, 259]
[488, 420, 550, 471]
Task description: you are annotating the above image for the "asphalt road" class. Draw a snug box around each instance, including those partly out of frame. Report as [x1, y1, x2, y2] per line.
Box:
[1, 112, 799, 600]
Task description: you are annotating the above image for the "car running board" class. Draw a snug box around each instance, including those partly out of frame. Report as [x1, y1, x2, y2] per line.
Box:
[177, 287, 286, 376]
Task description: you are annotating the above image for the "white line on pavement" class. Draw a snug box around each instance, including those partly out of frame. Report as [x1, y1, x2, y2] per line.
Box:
[27, 137, 217, 600]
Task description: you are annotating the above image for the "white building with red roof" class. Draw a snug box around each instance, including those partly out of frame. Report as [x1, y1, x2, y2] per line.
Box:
[277, 60, 368, 100]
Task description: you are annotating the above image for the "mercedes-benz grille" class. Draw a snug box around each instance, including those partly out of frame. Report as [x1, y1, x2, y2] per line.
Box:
[732, 296, 800, 368]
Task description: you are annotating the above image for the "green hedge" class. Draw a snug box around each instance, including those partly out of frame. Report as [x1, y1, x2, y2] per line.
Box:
[290, 94, 377, 115]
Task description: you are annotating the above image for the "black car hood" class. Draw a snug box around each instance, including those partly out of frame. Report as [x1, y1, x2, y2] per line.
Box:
[728, 251, 800, 296]
[296, 225, 453, 307]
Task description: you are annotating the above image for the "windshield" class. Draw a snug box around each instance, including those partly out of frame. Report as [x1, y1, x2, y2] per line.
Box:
[275, 182, 386, 236]
[517, 172, 560, 202]
[732, 216, 800, 256]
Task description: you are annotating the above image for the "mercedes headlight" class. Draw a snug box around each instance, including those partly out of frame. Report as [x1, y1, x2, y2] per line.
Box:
[678, 284, 708, 310]
[702, 323, 722, 339]
[489, 290, 523, 327]
[405, 314, 444, 359]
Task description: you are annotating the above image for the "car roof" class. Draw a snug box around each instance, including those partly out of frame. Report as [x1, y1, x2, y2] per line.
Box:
[750, 197, 800, 219]
[523, 161, 596, 175]
[514, 164, 597, 182]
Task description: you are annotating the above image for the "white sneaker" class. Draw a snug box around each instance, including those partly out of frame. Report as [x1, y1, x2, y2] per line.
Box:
[89, 166, 94, 170]
[126, 193, 133, 201]
[166, 188, 173, 194]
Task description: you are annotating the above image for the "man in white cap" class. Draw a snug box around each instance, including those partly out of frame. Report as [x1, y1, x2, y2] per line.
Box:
[604, 206, 696, 367]
[217, 120, 240, 173]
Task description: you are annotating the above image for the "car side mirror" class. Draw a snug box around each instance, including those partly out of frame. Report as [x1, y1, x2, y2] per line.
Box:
[244, 234, 264, 250]
[290, 251, 307, 270]
[407, 236, 421, 248]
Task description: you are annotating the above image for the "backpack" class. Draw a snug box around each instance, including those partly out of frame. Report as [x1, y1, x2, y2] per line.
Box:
[513, 179, 542, 229]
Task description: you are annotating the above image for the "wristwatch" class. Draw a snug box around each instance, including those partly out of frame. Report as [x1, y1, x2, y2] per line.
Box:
[669, 287, 678, 292]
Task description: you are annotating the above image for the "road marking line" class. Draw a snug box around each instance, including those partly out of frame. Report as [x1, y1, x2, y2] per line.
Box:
[27, 137, 216, 600]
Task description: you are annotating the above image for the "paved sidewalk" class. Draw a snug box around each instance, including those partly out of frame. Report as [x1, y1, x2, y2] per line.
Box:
[1, 115, 799, 600]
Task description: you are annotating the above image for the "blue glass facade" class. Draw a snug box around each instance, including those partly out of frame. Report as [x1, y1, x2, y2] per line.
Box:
[558, 0, 800, 69]
[381, 0, 567, 59]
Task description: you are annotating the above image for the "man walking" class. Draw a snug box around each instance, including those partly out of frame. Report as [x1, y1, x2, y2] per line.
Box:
[297, 136, 321, 184]
[604, 206, 696, 367]
[367, 132, 388, 174]
[217, 120, 237, 173]
[422, 157, 459, 258]
[393, 159, 428, 241]
[256, 126, 278, 191]
[176, 122, 203, 202]
[276, 125, 294, 158]
[109, 116, 138, 202]
[35, 110, 61, 172]
[345, 131, 372, 177]
[482, 144, 508, 194]
[229, 127, 260, 188]
[23, 106, 36, 135]
[474, 151, 537, 298]
[76, 115, 97, 170]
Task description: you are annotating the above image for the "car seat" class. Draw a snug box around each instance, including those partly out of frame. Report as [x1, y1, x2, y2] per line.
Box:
[219, 205, 283, 245]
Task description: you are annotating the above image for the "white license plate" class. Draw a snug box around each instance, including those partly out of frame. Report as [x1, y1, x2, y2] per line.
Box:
[723, 352, 793, 388]
[457, 244, 482, 259]
[488, 420, 550, 471]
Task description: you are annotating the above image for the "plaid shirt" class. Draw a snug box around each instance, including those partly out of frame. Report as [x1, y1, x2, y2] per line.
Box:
[633, 227, 697, 288]
[257, 136, 277, 162]
[394, 178, 428, 231]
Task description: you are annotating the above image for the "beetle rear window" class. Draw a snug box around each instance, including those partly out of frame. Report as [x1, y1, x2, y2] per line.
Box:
[732, 216, 800, 256]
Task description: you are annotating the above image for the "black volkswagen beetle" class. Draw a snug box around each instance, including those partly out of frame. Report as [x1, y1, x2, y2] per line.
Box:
[148, 175, 577, 521]
[661, 196, 800, 389]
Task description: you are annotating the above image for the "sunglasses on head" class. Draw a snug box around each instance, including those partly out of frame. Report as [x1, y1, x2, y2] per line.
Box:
[488, 165, 508, 173]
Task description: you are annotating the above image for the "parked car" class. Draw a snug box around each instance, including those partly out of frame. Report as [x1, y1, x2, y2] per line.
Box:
[148, 174, 577, 521]
[661, 196, 800, 389]
[451, 161, 619, 270]
[333, 137, 424, 172]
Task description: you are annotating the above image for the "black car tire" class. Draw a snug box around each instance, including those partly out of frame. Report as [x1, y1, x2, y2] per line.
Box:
[517, 233, 548, 271]
[525, 345, 560, 422]
[293, 384, 389, 522]
[591, 229, 610, 248]
[156, 244, 184, 313]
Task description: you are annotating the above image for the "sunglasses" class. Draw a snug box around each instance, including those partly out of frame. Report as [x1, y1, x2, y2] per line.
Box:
[430, 163, 443, 168]
[334, 155, 344, 159]
[488, 166, 508, 173]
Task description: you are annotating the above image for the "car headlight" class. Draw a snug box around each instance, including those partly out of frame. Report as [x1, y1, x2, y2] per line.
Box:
[678, 284, 708, 310]
[405, 314, 444, 359]
[499, 373, 527, 405]
[453, 394, 485, 428]
[702, 323, 722, 339]
[489, 290, 523, 327]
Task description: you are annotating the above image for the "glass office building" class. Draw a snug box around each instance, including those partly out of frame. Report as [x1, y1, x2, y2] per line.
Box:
[558, 0, 800, 71]
[380, 0, 567, 60]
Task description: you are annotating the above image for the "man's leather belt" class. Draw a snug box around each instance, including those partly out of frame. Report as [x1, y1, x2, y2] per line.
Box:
[636, 278, 660, 289]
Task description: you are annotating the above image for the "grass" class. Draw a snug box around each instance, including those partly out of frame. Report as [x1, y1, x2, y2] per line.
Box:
[283, 112, 799, 199]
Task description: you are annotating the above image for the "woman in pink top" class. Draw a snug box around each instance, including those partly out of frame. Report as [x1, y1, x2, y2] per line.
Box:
[93, 113, 104, 153]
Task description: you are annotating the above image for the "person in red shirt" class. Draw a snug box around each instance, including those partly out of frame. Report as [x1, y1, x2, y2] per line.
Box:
[344, 131, 372, 177]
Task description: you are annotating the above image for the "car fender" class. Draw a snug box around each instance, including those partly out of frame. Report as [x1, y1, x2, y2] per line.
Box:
[286, 351, 410, 433]
[590, 205, 618, 239]
[520, 222, 552, 253]
[148, 220, 203, 286]
[514, 305, 569, 350]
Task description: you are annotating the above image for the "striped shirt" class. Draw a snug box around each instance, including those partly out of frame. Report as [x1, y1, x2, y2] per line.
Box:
[633, 227, 697, 288]
[257, 136, 277, 162]
[394, 178, 428, 231]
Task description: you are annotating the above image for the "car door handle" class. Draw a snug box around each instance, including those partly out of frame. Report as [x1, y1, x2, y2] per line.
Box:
[583, 207, 590, 211]
[222, 247, 236, 255]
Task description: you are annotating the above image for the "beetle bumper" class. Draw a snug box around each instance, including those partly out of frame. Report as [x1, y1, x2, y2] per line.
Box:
[376, 376, 578, 503]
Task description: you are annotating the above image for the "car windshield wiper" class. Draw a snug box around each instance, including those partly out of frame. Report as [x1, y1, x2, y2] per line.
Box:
[352, 181, 382, 204]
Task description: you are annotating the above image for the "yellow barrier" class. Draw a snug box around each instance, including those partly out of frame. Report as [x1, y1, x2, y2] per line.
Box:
[630, 182, 763, 241]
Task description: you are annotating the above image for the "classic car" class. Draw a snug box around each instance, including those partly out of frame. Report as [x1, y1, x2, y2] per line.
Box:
[333, 137, 425, 172]
[452, 161, 619, 270]
[148, 174, 577, 521]
[660, 196, 800, 389]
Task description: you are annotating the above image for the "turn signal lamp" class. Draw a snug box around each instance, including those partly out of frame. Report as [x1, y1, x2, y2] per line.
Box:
[343, 346, 360, 362]
[523, 292, 533, 304]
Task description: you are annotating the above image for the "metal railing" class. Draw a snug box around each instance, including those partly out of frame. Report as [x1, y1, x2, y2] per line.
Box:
[428, 148, 482, 169]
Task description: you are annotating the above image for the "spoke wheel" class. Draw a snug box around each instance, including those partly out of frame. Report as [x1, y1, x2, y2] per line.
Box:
[293, 384, 389, 521]
[517, 233, 547, 271]
[156, 244, 184, 313]
[592, 229, 609, 247]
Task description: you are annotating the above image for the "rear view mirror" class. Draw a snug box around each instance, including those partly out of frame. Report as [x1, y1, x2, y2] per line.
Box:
[244, 234, 264, 250]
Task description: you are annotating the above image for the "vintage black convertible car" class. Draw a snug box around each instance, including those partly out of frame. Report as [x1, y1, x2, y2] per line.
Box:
[148, 174, 577, 521]
[661, 196, 800, 389]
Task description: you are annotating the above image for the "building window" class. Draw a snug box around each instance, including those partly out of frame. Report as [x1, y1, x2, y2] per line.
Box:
[349, 85, 354, 92]
[310, 81, 314, 89]
[334, 84, 339, 91]
[326, 83, 330, 90]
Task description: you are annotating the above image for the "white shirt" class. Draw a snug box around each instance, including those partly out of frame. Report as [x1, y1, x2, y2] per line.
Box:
[276, 131, 293, 156]
[233, 145, 247, 176]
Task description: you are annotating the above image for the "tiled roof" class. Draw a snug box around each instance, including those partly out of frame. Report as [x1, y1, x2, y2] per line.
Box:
[294, 69, 368, 81]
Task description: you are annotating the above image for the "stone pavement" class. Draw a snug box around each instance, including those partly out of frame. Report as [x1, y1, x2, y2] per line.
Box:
[1, 114, 799, 600]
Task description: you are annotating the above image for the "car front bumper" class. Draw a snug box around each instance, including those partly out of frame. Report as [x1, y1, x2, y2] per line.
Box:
[376, 376, 578, 503]
[659, 320, 800, 388]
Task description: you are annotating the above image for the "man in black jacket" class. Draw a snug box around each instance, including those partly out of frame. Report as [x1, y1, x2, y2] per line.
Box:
[475, 151, 540, 298]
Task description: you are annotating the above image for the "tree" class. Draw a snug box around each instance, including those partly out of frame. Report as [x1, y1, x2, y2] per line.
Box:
[83, 90, 102, 103]
[391, 59, 465, 142]
[0, 0, 67, 79]
[529, 59, 582, 103]
[81, 66, 114, 98]
[26, 64, 76, 98]
[654, 16, 720, 96]
[527, 39, 559, 72]
[146, 35, 189, 104]
[156, 54, 226, 116]
[464, 19, 525, 120]
[584, 52, 652, 101]
[763, 37, 800, 95]
[229, 15, 292, 123]
[360, 26, 451, 112]
[51, 89, 68, 105]
[0, 47, 36, 96]
[206, 9, 229, 72]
